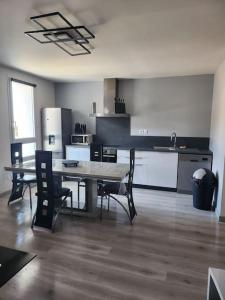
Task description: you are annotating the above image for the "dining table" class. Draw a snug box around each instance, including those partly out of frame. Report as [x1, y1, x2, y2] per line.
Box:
[5, 159, 130, 228]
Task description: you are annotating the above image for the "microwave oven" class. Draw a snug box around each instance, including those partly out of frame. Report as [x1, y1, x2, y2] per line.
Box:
[71, 134, 93, 145]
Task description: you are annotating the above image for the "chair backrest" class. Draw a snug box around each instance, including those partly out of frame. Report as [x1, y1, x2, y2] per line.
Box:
[127, 148, 135, 190]
[90, 143, 103, 161]
[11, 143, 23, 165]
[35, 150, 55, 229]
[36, 150, 54, 198]
[11, 143, 24, 179]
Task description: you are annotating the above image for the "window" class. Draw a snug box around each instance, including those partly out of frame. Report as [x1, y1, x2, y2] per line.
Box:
[10, 79, 37, 159]
[22, 142, 36, 158]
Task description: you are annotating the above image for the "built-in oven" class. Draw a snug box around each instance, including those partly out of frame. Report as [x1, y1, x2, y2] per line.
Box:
[102, 147, 117, 163]
[90, 144, 117, 163]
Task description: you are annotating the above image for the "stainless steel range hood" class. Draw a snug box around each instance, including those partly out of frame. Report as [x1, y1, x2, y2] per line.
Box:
[89, 79, 130, 117]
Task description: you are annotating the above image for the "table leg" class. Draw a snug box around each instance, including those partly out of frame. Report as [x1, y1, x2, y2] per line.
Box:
[85, 179, 98, 214]
[61, 178, 98, 218]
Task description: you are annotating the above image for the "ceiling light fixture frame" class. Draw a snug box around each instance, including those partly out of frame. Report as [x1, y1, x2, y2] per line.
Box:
[24, 11, 95, 56]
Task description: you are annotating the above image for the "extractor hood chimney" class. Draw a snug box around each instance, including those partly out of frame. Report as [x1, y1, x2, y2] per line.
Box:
[89, 79, 130, 117]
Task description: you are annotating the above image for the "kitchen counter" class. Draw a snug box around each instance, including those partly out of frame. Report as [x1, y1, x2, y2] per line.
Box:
[66, 144, 212, 191]
[66, 144, 212, 155]
[105, 145, 212, 155]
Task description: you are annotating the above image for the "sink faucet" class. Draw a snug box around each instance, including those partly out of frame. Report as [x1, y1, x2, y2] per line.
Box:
[171, 132, 177, 149]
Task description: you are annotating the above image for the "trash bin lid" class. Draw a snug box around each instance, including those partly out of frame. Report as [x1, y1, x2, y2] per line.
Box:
[193, 168, 207, 180]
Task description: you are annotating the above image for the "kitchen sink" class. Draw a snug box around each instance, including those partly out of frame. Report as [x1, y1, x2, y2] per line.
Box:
[153, 146, 176, 151]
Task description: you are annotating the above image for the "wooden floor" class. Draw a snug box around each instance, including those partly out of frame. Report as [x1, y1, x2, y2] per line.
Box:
[0, 187, 225, 300]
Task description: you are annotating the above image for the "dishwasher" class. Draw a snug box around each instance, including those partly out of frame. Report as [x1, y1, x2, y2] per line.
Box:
[177, 153, 212, 194]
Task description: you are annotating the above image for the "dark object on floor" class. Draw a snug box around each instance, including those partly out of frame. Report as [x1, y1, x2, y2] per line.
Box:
[32, 150, 73, 232]
[8, 143, 36, 209]
[0, 245, 36, 287]
[192, 168, 217, 211]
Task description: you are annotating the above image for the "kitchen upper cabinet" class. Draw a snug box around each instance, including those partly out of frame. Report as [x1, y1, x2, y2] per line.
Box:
[66, 145, 90, 161]
[117, 150, 178, 188]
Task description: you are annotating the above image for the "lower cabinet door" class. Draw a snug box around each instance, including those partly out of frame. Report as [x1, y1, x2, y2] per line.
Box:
[133, 151, 150, 185]
[146, 152, 178, 188]
[133, 163, 149, 185]
[117, 150, 130, 164]
[133, 151, 178, 188]
[118, 150, 178, 189]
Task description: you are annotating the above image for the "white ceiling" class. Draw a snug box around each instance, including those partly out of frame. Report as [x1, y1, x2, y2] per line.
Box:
[1, 0, 225, 81]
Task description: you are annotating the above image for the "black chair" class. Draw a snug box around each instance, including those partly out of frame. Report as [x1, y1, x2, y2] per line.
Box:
[32, 150, 73, 232]
[8, 143, 36, 209]
[98, 148, 137, 224]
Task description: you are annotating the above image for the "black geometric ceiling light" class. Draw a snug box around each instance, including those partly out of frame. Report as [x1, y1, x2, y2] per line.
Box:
[24, 12, 95, 56]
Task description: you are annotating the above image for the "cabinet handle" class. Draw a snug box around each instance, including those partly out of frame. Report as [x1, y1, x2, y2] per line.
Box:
[119, 156, 144, 160]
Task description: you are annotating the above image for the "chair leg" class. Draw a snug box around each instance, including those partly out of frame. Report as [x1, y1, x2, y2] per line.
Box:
[107, 195, 110, 211]
[100, 196, 103, 220]
[77, 182, 80, 209]
[52, 217, 56, 233]
[108, 194, 133, 225]
[21, 189, 24, 200]
[127, 194, 135, 225]
[28, 185, 32, 210]
[31, 211, 36, 229]
[70, 191, 73, 217]
[83, 180, 87, 211]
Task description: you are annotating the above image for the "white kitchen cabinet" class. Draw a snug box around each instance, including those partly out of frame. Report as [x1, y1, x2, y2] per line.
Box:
[117, 150, 130, 164]
[117, 149, 178, 188]
[144, 151, 178, 188]
[66, 145, 90, 161]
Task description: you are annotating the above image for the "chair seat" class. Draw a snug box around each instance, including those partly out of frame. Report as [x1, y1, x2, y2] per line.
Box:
[55, 187, 71, 198]
[36, 187, 71, 199]
[16, 175, 36, 184]
[98, 182, 121, 196]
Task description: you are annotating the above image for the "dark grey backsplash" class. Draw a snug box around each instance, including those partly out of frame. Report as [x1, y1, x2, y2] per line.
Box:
[94, 117, 209, 149]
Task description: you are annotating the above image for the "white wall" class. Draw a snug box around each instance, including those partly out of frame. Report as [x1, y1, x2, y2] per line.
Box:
[118, 75, 213, 137]
[0, 65, 55, 193]
[210, 60, 225, 219]
[55, 81, 103, 134]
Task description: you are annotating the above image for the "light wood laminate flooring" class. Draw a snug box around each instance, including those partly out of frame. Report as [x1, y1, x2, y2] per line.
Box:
[0, 186, 225, 300]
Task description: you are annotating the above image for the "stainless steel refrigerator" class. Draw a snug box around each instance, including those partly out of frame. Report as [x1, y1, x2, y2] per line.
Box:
[42, 108, 72, 158]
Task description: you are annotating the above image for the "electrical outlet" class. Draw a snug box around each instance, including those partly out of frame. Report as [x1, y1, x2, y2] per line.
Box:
[143, 129, 148, 135]
[138, 129, 149, 135]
